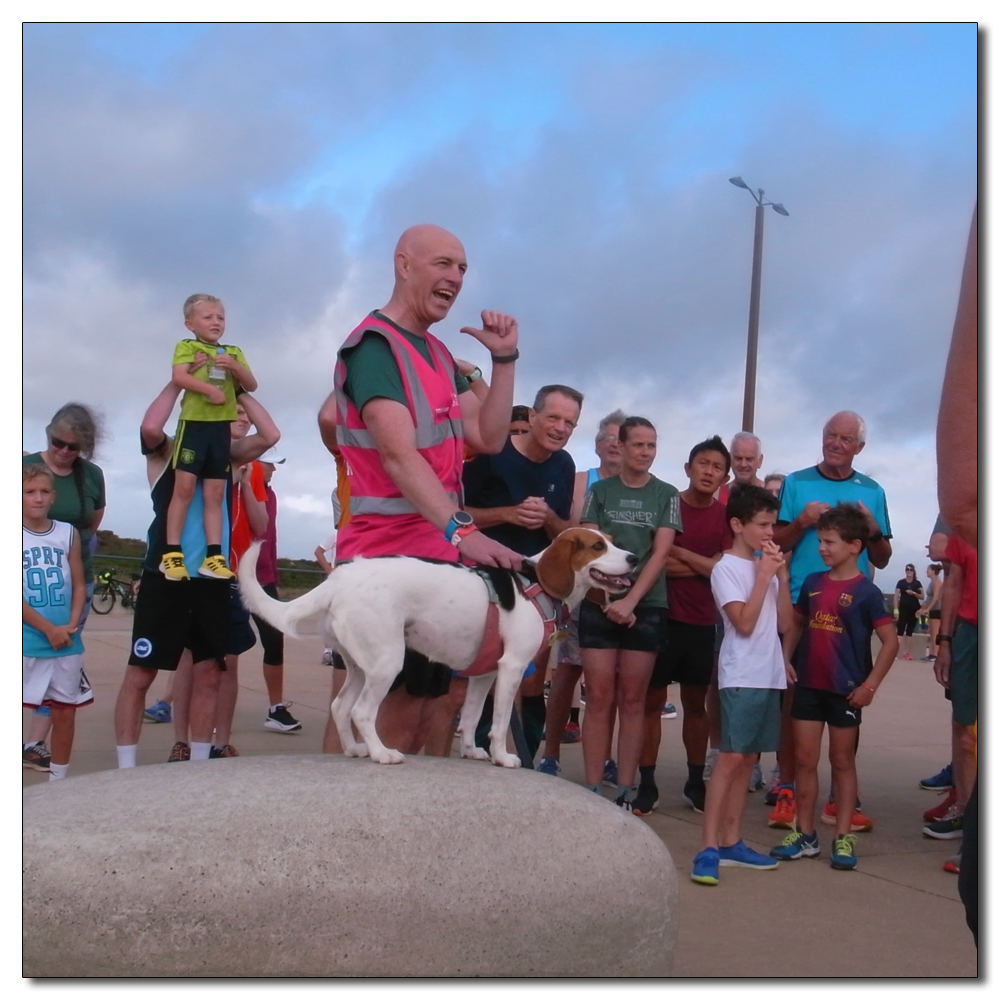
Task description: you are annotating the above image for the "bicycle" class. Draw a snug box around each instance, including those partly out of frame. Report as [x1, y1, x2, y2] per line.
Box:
[92, 571, 141, 614]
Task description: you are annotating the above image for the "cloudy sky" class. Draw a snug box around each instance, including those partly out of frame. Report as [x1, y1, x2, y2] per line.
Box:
[22, 22, 977, 588]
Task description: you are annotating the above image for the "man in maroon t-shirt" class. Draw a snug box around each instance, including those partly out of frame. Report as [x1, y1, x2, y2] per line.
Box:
[631, 436, 733, 817]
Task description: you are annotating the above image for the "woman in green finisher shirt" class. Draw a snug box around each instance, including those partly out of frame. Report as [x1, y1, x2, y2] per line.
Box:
[22, 403, 107, 768]
[579, 417, 682, 809]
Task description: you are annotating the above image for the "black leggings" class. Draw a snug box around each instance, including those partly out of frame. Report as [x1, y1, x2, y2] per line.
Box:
[896, 608, 918, 637]
[251, 582, 285, 665]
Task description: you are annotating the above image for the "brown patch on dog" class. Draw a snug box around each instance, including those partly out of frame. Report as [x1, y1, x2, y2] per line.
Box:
[536, 528, 613, 600]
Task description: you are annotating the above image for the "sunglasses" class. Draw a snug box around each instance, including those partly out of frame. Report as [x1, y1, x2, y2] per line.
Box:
[49, 436, 81, 452]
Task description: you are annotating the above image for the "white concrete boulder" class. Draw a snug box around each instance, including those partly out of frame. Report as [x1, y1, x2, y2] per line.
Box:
[23, 755, 679, 977]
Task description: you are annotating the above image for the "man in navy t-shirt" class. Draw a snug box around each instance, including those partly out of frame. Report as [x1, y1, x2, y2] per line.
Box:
[463, 384, 581, 557]
[463, 383, 582, 760]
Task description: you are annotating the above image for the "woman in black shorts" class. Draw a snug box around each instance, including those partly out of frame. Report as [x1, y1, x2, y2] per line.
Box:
[578, 417, 682, 808]
[893, 563, 924, 660]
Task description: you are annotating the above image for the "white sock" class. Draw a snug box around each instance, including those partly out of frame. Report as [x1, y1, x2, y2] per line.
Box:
[190, 741, 212, 760]
[116, 745, 138, 768]
[49, 763, 69, 780]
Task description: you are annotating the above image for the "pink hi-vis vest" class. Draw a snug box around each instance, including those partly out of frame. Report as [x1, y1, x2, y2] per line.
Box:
[333, 314, 465, 561]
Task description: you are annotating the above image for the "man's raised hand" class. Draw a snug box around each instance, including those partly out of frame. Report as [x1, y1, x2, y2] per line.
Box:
[460, 311, 519, 357]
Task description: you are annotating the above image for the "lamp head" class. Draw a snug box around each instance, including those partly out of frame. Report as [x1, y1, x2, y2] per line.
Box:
[728, 176, 749, 190]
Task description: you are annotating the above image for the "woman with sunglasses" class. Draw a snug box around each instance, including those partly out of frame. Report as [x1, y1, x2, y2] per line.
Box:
[893, 563, 925, 661]
[22, 403, 106, 772]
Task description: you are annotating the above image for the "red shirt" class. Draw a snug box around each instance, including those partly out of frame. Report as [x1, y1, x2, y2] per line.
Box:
[945, 534, 977, 625]
[230, 462, 267, 571]
[667, 498, 733, 626]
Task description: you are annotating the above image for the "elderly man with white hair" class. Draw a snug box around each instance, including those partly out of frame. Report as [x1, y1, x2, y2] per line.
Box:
[769, 409, 892, 831]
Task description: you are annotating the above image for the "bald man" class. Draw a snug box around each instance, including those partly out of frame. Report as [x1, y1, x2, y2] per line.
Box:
[317, 224, 523, 756]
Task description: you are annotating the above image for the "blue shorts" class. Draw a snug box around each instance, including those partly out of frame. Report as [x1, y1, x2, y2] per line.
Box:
[718, 687, 781, 754]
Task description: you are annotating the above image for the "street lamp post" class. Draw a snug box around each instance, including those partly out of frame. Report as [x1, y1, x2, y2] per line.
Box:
[729, 177, 788, 433]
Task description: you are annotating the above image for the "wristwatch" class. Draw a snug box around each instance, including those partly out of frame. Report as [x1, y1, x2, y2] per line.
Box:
[465, 366, 483, 384]
[444, 510, 477, 546]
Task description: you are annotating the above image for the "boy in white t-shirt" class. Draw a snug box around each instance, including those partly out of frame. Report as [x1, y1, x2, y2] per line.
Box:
[691, 486, 793, 885]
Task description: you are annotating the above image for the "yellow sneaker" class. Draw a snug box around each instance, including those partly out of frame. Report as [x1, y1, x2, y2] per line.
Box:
[159, 551, 189, 581]
[199, 554, 234, 580]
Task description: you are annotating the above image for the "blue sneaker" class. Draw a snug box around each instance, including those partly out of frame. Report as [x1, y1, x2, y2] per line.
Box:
[143, 700, 172, 724]
[831, 833, 858, 870]
[691, 848, 720, 885]
[919, 763, 953, 790]
[602, 759, 618, 787]
[770, 830, 820, 860]
[661, 703, 678, 719]
[536, 757, 560, 777]
[719, 839, 778, 869]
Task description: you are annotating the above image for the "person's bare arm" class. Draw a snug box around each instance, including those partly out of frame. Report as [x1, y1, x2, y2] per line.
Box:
[454, 358, 489, 402]
[569, 470, 590, 525]
[603, 527, 675, 625]
[141, 383, 182, 451]
[664, 554, 698, 578]
[213, 352, 258, 393]
[932, 560, 962, 689]
[722, 543, 784, 636]
[670, 544, 722, 578]
[362, 396, 523, 569]
[775, 560, 794, 635]
[847, 622, 899, 708]
[239, 466, 269, 538]
[466, 504, 540, 531]
[230, 394, 280, 466]
[937, 205, 977, 548]
[317, 391, 340, 457]
[781, 609, 805, 684]
[315, 546, 334, 574]
[856, 501, 892, 569]
[457, 311, 519, 455]
[172, 363, 226, 406]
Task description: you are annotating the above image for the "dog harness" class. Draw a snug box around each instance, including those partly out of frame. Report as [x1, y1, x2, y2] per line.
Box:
[458, 571, 569, 678]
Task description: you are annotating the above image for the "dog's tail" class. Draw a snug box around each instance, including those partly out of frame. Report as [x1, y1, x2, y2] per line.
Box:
[238, 541, 333, 639]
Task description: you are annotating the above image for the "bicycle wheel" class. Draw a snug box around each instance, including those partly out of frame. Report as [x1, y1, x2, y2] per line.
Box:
[91, 585, 115, 615]
[120, 588, 133, 610]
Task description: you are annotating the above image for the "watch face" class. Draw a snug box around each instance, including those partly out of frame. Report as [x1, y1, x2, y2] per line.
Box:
[453, 511, 474, 527]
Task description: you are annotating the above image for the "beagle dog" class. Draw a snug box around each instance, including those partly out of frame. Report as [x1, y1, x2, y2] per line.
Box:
[239, 527, 636, 767]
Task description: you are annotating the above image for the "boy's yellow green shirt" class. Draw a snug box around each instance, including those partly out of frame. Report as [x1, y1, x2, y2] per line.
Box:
[172, 339, 250, 422]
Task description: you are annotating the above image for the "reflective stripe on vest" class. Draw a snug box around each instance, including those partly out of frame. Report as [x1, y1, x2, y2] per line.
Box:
[333, 314, 464, 520]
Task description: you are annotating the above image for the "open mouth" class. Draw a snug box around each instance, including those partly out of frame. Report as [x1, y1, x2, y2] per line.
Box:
[589, 568, 632, 593]
[432, 289, 455, 305]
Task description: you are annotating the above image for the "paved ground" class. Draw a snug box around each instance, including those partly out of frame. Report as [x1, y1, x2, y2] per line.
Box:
[24, 607, 978, 978]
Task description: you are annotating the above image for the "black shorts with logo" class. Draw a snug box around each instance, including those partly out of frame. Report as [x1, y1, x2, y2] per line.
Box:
[128, 571, 232, 671]
[790, 684, 862, 728]
[172, 419, 231, 480]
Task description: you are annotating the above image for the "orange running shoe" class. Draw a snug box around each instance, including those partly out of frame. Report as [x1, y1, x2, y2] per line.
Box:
[821, 800, 874, 832]
[767, 787, 796, 829]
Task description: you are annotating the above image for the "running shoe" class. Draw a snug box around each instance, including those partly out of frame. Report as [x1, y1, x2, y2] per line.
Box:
[630, 783, 659, 817]
[536, 757, 561, 777]
[159, 552, 189, 581]
[602, 758, 618, 787]
[143, 700, 172, 724]
[923, 787, 958, 822]
[265, 702, 302, 732]
[560, 721, 582, 743]
[942, 854, 961, 874]
[614, 793, 635, 812]
[920, 763, 953, 790]
[691, 848, 720, 886]
[770, 830, 821, 860]
[209, 744, 240, 758]
[903, 652, 912, 660]
[923, 808, 964, 840]
[703, 747, 719, 781]
[22, 742, 52, 772]
[830, 833, 859, 870]
[767, 787, 796, 829]
[764, 766, 782, 806]
[683, 778, 706, 814]
[920, 654, 936, 662]
[198, 555, 235, 580]
[820, 801, 874, 832]
[748, 763, 764, 792]
[719, 839, 778, 869]
[321, 649, 335, 666]
[661, 703, 678, 719]
[167, 741, 190, 762]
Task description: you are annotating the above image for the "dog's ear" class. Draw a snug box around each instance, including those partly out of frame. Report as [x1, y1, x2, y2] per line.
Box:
[535, 533, 579, 600]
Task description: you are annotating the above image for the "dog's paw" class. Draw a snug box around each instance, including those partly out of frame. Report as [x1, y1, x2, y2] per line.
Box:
[371, 748, 406, 764]
[491, 751, 521, 769]
[461, 746, 491, 761]
[344, 742, 369, 758]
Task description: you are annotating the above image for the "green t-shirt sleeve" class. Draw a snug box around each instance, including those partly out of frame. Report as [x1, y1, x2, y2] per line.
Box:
[454, 367, 470, 396]
[658, 484, 683, 532]
[172, 339, 199, 365]
[580, 484, 601, 525]
[89, 462, 107, 512]
[229, 345, 249, 371]
[342, 333, 409, 411]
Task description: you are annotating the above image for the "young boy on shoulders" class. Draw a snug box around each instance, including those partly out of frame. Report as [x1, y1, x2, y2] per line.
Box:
[770, 503, 897, 871]
[22, 464, 94, 780]
[160, 293, 256, 582]
[692, 486, 792, 885]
